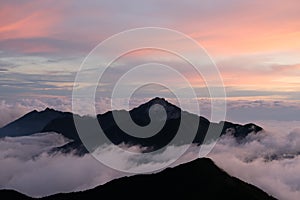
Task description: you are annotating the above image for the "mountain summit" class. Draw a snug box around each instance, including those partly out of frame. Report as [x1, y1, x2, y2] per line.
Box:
[130, 97, 181, 120]
[0, 108, 72, 137]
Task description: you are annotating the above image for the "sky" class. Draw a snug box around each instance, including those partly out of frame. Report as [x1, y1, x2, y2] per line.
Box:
[0, 0, 300, 123]
[0, 2, 300, 199]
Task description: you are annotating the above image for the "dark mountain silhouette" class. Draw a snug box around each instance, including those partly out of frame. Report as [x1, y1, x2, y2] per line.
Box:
[0, 158, 276, 200]
[0, 108, 73, 137]
[0, 97, 262, 154]
[0, 190, 32, 200]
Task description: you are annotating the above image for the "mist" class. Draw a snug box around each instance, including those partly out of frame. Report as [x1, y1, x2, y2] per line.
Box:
[207, 122, 300, 200]
[0, 124, 299, 200]
[0, 133, 193, 197]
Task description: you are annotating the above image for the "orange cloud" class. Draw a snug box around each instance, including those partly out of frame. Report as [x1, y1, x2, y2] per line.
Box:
[0, 1, 71, 54]
[182, 1, 300, 55]
[0, 1, 67, 40]
[0, 12, 58, 40]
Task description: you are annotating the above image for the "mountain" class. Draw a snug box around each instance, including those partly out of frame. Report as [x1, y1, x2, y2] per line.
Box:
[0, 97, 263, 154]
[0, 190, 32, 200]
[0, 108, 73, 137]
[0, 158, 276, 200]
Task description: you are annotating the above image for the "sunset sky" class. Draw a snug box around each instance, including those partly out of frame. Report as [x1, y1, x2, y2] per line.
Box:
[0, 0, 300, 122]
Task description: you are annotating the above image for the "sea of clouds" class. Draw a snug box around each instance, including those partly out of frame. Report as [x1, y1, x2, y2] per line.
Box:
[0, 121, 299, 200]
[0, 100, 300, 199]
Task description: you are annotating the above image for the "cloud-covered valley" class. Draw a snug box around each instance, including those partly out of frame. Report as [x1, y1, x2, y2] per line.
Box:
[0, 121, 299, 200]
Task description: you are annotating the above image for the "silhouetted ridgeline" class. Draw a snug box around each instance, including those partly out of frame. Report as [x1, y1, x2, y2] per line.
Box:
[0, 98, 263, 155]
[0, 158, 276, 200]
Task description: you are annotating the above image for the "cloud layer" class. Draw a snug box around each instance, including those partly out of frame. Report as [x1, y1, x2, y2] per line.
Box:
[0, 121, 300, 199]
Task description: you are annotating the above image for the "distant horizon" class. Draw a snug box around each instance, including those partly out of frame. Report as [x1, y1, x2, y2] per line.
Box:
[1, 96, 299, 132]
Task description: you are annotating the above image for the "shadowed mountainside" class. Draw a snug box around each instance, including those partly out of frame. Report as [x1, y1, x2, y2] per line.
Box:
[0, 158, 276, 200]
[0, 98, 263, 155]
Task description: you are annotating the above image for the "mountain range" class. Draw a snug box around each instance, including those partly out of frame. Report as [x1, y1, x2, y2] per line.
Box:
[0, 97, 276, 199]
[0, 97, 263, 155]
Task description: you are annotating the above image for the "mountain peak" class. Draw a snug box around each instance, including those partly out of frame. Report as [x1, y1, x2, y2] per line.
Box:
[141, 97, 179, 109]
[149, 96, 167, 103]
[147, 97, 176, 107]
[130, 97, 181, 120]
[0, 107, 70, 137]
[44, 107, 58, 113]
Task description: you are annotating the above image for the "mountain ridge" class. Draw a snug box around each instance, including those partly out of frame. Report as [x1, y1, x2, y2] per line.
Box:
[0, 157, 276, 200]
[0, 108, 74, 137]
[0, 97, 263, 154]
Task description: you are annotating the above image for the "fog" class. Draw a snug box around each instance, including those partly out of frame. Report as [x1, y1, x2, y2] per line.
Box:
[0, 122, 300, 200]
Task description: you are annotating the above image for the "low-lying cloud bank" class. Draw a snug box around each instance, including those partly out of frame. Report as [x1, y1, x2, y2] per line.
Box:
[208, 129, 300, 200]
[0, 133, 119, 197]
[0, 121, 300, 200]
